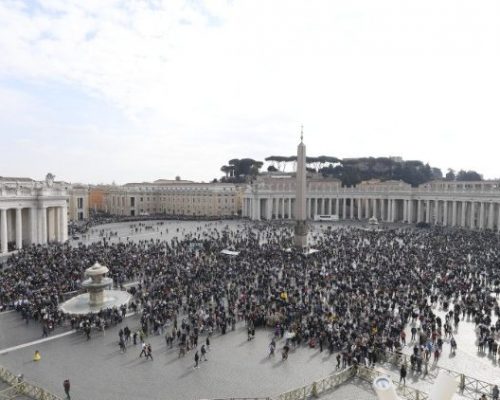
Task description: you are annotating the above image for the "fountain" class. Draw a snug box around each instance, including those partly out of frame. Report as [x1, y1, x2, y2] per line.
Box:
[59, 262, 131, 315]
[83, 262, 113, 307]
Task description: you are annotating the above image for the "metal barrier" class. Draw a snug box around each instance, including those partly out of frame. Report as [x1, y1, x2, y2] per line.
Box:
[274, 366, 356, 400]
[357, 365, 429, 400]
[0, 366, 62, 400]
[380, 350, 498, 399]
[208, 398, 271, 400]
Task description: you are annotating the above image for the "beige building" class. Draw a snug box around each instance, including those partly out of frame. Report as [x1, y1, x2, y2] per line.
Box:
[104, 179, 240, 218]
[242, 173, 500, 231]
[68, 184, 90, 221]
[0, 174, 68, 254]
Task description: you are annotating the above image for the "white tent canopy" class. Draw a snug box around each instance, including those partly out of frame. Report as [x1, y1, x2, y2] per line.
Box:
[221, 249, 240, 256]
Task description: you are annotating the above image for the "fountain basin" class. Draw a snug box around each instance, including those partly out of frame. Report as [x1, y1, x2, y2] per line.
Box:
[59, 289, 131, 315]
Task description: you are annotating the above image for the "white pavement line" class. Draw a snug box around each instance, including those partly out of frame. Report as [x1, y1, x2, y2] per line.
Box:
[0, 310, 16, 315]
[0, 330, 76, 355]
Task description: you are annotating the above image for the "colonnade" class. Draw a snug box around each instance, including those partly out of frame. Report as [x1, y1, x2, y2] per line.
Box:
[243, 195, 500, 231]
[0, 205, 68, 254]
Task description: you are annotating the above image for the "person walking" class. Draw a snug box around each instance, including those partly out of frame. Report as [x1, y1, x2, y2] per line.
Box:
[145, 343, 153, 361]
[200, 345, 208, 361]
[139, 342, 147, 358]
[194, 351, 200, 368]
[63, 379, 71, 400]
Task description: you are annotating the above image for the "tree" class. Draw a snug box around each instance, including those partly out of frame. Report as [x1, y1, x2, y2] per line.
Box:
[220, 158, 263, 182]
[431, 167, 443, 180]
[445, 169, 456, 181]
[456, 170, 483, 181]
[267, 165, 278, 172]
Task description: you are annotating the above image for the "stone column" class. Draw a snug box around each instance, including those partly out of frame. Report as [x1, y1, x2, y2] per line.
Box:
[342, 198, 347, 219]
[443, 201, 448, 226]
[62, 205, 68, 242]
[391, 199, 397, 222]
[335, 198, 340, 217]
[350, 199, 354, 219]
[407, 200, 413, 223]
[306, 199, 311, 219]
[357, 199, 362, 219]
[479, 202, 485, 229]
[426, 200, 431, 223]
[381, 199, 386, 221]
[417, 200, 422, 223]
[373, 199, 378, 219]
[488, 202, 494, 230]
[452, 201, 457, 227]
[470, 202, 475, 229]
[365, 198, 369, 219]
[288, 198, 292, 219]
[30, 207, 38, 245]
[461, 202, 467, 227]
[403, 200, 408, 223]
[434, 200, 439, 225]
[497, 203, 500, 231]
[256, 199, 261, 221]
[0, 208, 7, 254]
[15, 208, 22, 250]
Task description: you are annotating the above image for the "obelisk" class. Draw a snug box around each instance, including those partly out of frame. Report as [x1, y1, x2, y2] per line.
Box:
[294, 126, 308, 248]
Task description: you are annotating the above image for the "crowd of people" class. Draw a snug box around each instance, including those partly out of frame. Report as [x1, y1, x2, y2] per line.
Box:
[1, 219, 500, 380]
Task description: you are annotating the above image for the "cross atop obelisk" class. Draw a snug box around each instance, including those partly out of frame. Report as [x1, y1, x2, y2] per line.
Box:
[294, 125, 308, 248]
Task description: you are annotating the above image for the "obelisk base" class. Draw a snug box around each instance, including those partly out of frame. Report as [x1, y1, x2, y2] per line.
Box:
[294, 220, 308, 248]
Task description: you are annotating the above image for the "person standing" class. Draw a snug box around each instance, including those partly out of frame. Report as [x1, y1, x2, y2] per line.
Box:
[63, 379, 71, 400]
[399, 364, 407, 386]
[492, 385, 499, 400]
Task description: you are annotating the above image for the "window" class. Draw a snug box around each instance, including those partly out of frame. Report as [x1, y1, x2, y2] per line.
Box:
[130, 197, 135, 207]
[130, 210, 135, 216]
[78, 212, 84, 221]
[77, 198, 83, 209]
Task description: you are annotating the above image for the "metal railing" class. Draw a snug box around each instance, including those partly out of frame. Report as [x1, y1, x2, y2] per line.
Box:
[381, 351, 499, 399]
[357, 365, 429, 400]
[0, 366, 62, 400]
[274, 366, 356, 400]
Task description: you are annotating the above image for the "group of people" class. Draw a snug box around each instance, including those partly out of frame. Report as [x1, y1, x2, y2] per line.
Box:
[1, 220, 500, 388]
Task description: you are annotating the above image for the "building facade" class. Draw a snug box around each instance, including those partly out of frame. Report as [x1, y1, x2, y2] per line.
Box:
[68, 184, 90, 221]
[0, 175, 68, 254]
[242, 174, 500, 231]
[103, 180, 240, 218]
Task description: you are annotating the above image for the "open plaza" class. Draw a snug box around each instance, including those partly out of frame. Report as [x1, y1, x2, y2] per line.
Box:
[1, 218, 500, 400]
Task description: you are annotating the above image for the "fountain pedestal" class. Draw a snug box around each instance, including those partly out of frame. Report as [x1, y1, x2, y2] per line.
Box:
[83, 263, 113, 307]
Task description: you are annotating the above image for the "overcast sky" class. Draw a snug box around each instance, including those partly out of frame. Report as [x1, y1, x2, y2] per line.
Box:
[0, 0, 499, 184]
